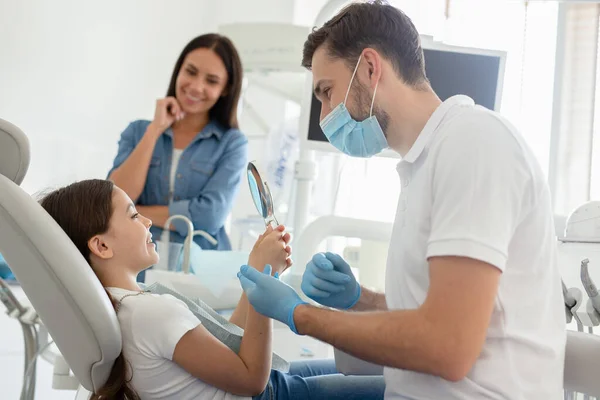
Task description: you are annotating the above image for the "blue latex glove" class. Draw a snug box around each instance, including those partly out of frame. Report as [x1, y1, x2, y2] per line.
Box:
[237, 264, 307, 334]
[301, 252, 361, 309]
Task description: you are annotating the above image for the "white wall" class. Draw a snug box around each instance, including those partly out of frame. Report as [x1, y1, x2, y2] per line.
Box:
[0, 0, 296, 249]
[206, 0, 297, 249]
[1, 0, 218, 192]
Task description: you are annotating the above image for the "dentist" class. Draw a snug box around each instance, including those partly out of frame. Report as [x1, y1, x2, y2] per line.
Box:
[238, 1, 566, 399]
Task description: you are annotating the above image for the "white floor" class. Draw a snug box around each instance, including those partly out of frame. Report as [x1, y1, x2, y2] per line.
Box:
[0, 283, 334, 400]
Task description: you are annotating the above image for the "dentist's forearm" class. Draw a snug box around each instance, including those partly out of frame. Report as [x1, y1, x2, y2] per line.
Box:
[352, 286, 388, 311]
[109, 125, 161, 202]
[292, 305, 455, 380]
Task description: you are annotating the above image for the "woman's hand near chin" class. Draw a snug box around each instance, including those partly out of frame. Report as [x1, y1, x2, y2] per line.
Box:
[248, 225, 292, 276]
[147, 97, 185, 136]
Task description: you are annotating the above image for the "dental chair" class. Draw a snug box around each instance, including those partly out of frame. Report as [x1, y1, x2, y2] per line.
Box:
[0, 117, 116, 398]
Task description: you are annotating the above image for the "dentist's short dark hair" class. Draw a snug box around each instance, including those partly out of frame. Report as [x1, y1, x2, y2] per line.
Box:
[301, 0, 428, 88]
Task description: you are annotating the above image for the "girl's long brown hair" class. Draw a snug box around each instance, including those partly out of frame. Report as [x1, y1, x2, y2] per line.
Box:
[40, 179, 140, 400]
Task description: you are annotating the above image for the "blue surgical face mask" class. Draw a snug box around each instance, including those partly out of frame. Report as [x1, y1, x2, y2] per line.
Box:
[319, 54, 388, 158]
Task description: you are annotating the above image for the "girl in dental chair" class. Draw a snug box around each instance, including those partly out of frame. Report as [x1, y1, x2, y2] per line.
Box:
[40, 179, 385, 400]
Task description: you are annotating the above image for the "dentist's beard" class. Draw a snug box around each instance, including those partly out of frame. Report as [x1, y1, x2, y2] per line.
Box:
[348, 78, 390, 138]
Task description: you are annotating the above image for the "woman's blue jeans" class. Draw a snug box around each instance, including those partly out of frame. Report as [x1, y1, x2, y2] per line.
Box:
[253, 359, 385, 400]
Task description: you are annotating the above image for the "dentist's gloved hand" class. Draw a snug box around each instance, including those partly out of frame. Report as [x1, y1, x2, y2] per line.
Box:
[238, 264, 307, 334]
[301, 252, 361, 309]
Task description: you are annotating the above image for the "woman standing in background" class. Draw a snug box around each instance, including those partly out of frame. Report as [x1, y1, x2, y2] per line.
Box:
[108, 33, 247, 280]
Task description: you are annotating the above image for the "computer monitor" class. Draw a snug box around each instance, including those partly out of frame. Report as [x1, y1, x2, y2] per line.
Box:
[299, 40, 507, 156]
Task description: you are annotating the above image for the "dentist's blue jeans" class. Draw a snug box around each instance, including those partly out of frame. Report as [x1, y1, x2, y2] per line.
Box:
[253, 359, 385, 400]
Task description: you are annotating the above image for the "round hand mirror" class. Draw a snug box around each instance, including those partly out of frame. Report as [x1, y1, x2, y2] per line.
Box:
[247, 161, 279, 228]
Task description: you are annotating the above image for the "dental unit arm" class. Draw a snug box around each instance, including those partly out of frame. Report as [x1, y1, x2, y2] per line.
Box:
[580, 259, 600, 329]
[563, 278, 583, 327]
[563, 279, 578, 309]
[559, 201, 600, 333]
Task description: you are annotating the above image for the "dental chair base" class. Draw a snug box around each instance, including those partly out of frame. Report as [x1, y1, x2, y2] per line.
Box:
[75, 386, 91, 400]
[53, 354, 81, 391]
[0, 278, 82, 399]
[1, 278, 40, 400]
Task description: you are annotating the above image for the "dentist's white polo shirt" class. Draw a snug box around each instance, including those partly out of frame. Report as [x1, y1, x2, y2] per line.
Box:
[384, 95, 566, 399]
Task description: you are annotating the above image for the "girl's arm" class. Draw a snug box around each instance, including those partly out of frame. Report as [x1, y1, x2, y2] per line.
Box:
[172, 228, 289, 396]
[173, 301, 272, 396]
[228, 293, 251, 329]
[229, 227, 292, 329]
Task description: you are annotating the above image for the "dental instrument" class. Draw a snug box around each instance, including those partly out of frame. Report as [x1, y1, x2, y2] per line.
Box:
[562, 278, 584, 330]
[580, 259, 600, 333]
[556, 201, 600, 399]
[559, 201, 600, 332]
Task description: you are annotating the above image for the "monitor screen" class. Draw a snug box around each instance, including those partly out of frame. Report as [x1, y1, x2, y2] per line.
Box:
[306, 47, 504, 145]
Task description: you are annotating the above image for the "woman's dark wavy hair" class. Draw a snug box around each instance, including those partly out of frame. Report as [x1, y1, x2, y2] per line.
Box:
[166, 33, 243, 130]
[39, 179, 140, 400]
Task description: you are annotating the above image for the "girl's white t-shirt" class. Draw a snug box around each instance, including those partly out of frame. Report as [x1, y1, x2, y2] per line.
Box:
[106, 287, 251, 400]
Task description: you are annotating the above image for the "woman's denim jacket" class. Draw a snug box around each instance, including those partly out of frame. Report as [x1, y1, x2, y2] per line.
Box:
[107, 119, 248, 250]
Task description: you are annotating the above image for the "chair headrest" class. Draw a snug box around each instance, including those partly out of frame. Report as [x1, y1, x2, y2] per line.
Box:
[0, 120, 121, 393]
[0, 118, 30, 185]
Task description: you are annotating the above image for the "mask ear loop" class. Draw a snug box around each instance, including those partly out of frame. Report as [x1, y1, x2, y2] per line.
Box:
[344, 54, 363, 105]
[369, 79, 379, 118]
